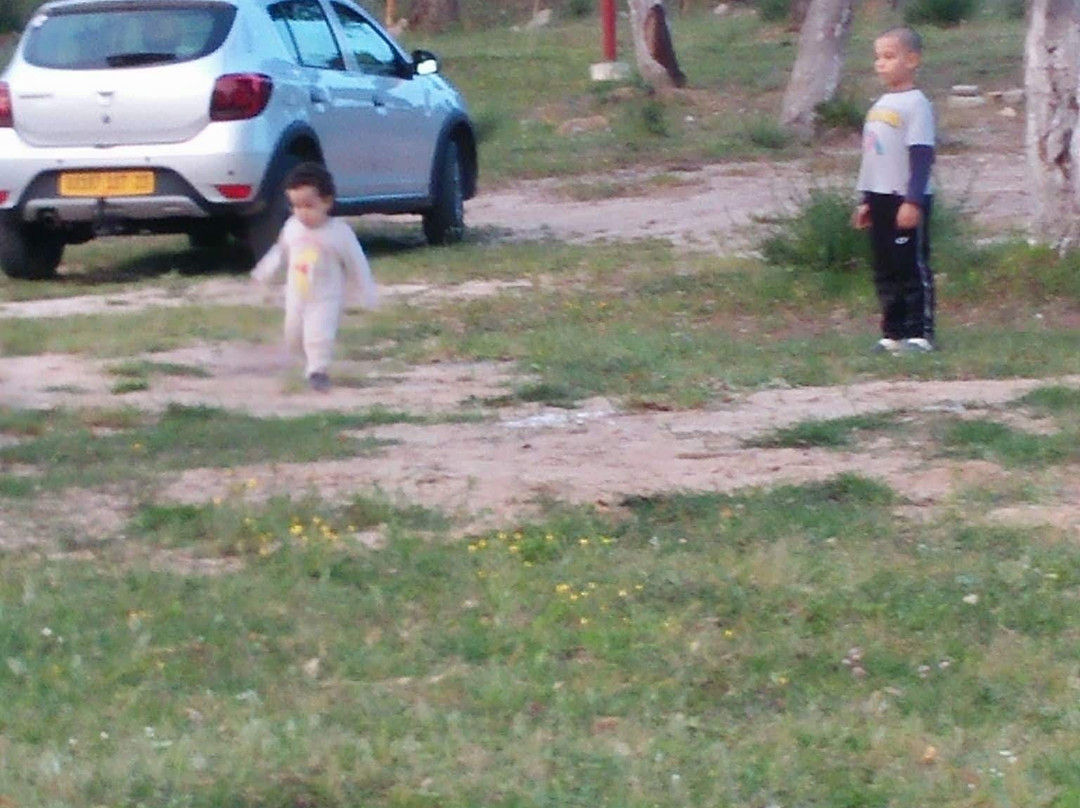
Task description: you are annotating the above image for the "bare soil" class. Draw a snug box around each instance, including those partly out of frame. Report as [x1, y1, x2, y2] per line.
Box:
[3, 126, 1077, 544]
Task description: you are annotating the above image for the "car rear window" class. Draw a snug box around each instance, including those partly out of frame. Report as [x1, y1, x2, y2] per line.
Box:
[22, 2, 236, 69]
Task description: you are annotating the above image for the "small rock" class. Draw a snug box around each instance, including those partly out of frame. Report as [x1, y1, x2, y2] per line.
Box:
[302, 657, 321, 679]
[524, 8, 552, 29]
[1002, 88, 1025, 105]
[851, 665, 867, 678]
[999, 106, 1018, 118]
[921, 744, 939, 765]
[947, 95, 987, 109]
[951, 84, 981, 97]
[557, 115, 610, 136]
[713, 2, 730, 14]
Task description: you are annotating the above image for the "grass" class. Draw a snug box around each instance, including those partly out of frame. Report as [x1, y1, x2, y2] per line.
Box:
[0, 306, 278, 357]
[746, 412, 901, 448]
[3, 473, 1080, 806]
[0, 404, 414, 492]
[388, 11, 1026, 185]
[340, 240, 1080, 408]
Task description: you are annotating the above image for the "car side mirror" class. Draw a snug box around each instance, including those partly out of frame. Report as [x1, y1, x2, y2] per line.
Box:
[412, 49, 439, 76]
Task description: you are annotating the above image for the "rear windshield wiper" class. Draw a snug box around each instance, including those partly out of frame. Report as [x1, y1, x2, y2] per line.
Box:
[105, 52, 178, 67]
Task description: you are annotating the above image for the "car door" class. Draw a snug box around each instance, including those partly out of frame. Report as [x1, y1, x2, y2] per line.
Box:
[329, 2, 440, 198]
[266, 0, 380, 198]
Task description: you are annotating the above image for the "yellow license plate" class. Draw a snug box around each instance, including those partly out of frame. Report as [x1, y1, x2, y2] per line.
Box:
[59, 171, 155, 198]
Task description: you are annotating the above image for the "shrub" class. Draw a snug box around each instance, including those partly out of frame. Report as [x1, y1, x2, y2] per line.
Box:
[760, 187, 977, 282]
[815, 94, 866, 133]
[757, 0, 792, 22]
[903, 0, 977, 26]
[745, 116, 792, 150]
[565, 0, 593, 18]
[760, 187, 870, 274]
[0, 0, 39, 32]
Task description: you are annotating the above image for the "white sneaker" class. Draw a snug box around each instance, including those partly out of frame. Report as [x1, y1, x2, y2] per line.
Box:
[874, 338, 902, 354]
[901, 337, 934, 353]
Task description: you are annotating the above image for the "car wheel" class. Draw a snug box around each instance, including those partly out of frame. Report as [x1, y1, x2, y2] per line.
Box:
[0, 219, 65, 280]
[423, 139, 465, 246]
[242, 155, 302, 261]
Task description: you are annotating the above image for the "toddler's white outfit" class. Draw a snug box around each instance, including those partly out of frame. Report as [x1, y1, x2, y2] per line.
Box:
[252, 216, 377, 376]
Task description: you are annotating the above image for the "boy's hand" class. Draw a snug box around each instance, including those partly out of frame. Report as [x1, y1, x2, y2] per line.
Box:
[896, 201, 922, 229]
[851, 203, 871, 230]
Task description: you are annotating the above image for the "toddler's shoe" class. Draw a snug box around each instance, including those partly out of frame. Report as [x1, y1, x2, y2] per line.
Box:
[873, 338, 902, 354]
[308, 371, 331, 393]
[901, 337, 934, 353]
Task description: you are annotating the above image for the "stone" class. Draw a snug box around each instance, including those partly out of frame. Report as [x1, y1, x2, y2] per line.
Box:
[589, 61, 632, 82]
[713, 2, 730, 14]
[950, 84, 981, 97]
[947, 95, 987, 108]
[524, 8, 552, 29]
[1002, 88, 1025, 106]
[557, 115, 610, 135]
[999, 106, 1018, 118]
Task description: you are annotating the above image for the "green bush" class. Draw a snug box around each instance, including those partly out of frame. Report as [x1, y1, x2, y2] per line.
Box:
[761, 188, 870, 275]
[904, 0, 978, 26]
[565, 0, 594, 18]
[745, 116, 792, 150]
[0, 0, 39, 32]
[815, 94, 866, 133]
[757, 0, 792, 23]
[760, 188, 978, 285]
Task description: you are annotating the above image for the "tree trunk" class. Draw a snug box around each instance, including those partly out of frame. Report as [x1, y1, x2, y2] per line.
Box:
[627, 0, 687, 89]
[385, 0, 398, 26]
[1025, 0, 1080, 249]
[779, 0, 854, 140]
[408, 0, 460, 32]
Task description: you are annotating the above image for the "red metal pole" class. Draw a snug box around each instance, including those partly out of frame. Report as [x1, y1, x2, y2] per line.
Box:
[601, 0, 616, 61]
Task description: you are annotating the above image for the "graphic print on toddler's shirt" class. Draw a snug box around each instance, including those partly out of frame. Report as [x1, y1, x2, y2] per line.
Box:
[292, 243, 319, 298]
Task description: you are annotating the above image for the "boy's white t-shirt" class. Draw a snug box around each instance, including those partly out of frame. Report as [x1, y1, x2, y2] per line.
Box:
[856, 88, 935, 197]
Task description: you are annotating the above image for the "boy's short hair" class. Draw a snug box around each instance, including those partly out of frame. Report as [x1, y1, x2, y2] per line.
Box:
[878, 26, 923, 54]
[285, 161, 336, 199]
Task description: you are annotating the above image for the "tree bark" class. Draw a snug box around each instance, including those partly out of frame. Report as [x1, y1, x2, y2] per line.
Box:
[408, 0, 460, 32]
[385, 0, 398, 27]
[779, 0, 854, 140]
[1025, 0, 1080, 249]
[627, 0, 687, 89]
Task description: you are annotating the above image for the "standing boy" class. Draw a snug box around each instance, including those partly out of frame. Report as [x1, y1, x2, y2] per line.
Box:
[852, 27, 935, 354]
[252, 162, 378, 392]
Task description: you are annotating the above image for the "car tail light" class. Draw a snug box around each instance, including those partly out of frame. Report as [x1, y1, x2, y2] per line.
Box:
[0, 83, 13, 128]
[210, 74, 272, 121]
[216, 184, 253, 200]
[0, 192, 8, 205]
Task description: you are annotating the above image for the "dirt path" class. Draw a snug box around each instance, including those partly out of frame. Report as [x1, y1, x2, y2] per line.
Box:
[148, 375, 1077, 531]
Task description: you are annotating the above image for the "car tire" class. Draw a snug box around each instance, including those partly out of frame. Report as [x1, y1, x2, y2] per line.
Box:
[242, 155, 302, 262]
[423, 139, 465, 246]
[0, 219, 65, 280]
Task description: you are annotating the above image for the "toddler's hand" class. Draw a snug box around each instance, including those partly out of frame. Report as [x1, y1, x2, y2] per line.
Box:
[851, 203, 871, 230]
[896, 201, 921, 230]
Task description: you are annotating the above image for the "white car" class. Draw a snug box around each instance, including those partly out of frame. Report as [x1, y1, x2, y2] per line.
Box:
[0, 0, 477, 279]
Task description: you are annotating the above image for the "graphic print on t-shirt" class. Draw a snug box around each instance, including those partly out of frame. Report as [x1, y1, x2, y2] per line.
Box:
[291, 243, 319, 299]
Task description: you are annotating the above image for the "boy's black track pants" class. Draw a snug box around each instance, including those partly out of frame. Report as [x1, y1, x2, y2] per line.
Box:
[867, 192, 935, 342]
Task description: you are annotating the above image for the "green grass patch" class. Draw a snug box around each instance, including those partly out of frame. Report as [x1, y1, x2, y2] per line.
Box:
[1013, 384, 1080, 415]
[107, 360, 212, 380]
[5, 473, 1080, 805]
[939, 417, 1078, 467]
[0, 306, 278, 357]
[343, 240, 1080, 408]
[0, 404, 413, 491]
[747, 412, 901, 448]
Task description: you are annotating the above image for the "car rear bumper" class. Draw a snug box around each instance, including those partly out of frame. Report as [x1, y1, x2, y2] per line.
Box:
[0, 124, 274, 223]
